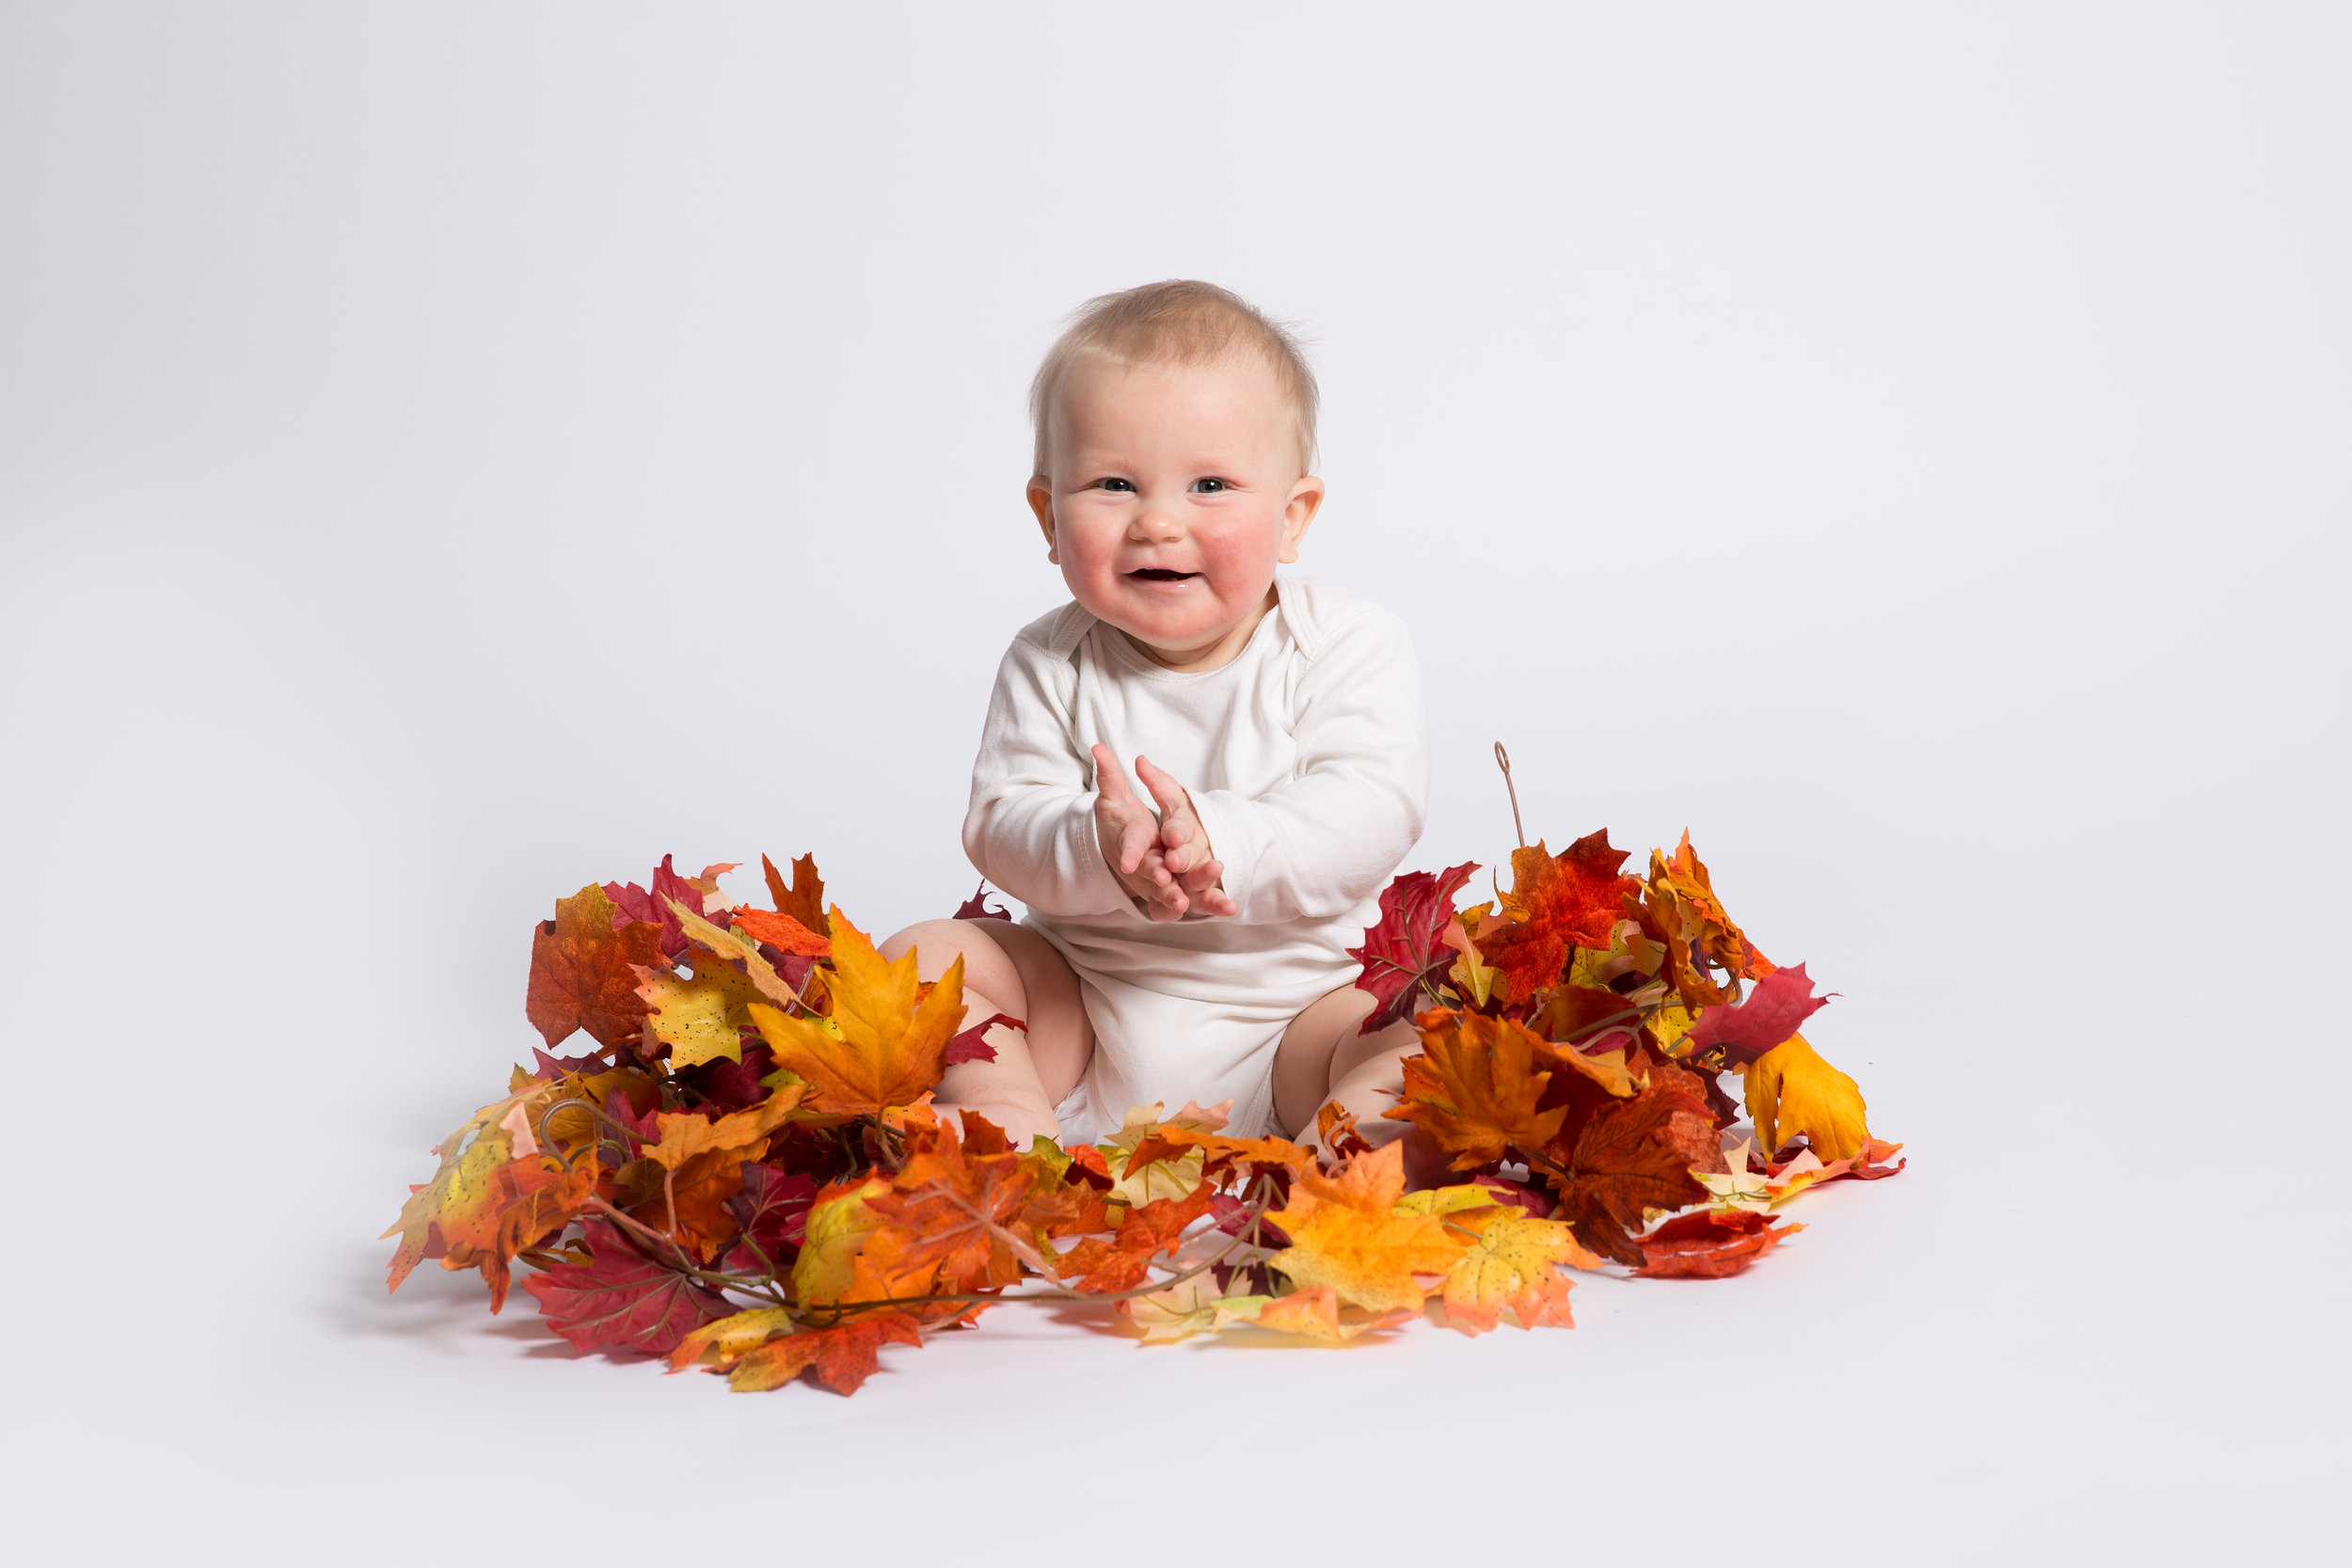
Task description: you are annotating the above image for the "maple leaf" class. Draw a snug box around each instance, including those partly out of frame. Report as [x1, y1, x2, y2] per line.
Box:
[603, 855, 717, 962]
[1238, 1286, 1414, 1342]
[725, 1313, 922, 1394]
[953, 882, 1013, 921]
[1346, 862, 1478, 1034]
[639, 1089, 802, 1172]
[665, 896, 811, 1013]
[762, 852, 828, 937]
[1118, 1275, 1263, 1343]
[791, 1176, 942, 1310]
[721, 1164, 818, 1274]
[634, 949, 771, 1069]
[667, 1306, 797, 1372]
[526, 884, 668, 1052]
[1263, 1142, 1465, 1314]
[1633, 1209, 1803, 1278]
[1555, 1067, 1725, 1266]
[1093, 1102, 1222, 1205]
[1483, 832, 1645, 1006]
[1533, 984, 1646, 1053]
[1145, 1125, 1320, 1179]
[866, 1121, 1041, 1293]
[643, 1147, 753, 1264]
[1387, 1010, 1568, 1170]
[1642, 832, 1772, 1008]
[945, 1011, 1020, 1067]
[382, 1085, 599, 1308]
[1436, 1205, 1592, 1333]
[748, 911, 965, 1117]
[1744, 1034, 1869, 1162]
[520, 1218, 733, 1355]
[1054, 1184, 1219, 1293]
[729, 906, 832, 958]
[1687, 962, 1834, 1067]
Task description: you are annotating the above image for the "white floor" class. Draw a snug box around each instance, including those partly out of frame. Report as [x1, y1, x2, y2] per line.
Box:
[5, 7, 2344, 1562]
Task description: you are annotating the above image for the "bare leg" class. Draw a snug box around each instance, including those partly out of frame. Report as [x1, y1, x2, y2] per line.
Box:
[877, 918, 1091, 1148]
[1272, 983, 1445, 1183]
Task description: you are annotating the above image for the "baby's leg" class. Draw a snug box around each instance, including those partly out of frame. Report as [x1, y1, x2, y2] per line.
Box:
[877, 918, 1091, 1148]
[1273, 985, 1443, 1180]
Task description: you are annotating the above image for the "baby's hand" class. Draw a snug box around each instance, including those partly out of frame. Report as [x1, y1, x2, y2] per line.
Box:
[1091, 745, 1193, 921]
[1135, 755, 1239, 919]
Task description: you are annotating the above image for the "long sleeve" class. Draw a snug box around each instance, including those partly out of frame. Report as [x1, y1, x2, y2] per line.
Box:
[1183, 608, 1427, 927]
[961, 618, 1132, 918]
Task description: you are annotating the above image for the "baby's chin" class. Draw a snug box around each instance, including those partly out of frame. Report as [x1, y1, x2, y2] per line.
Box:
[1082, 579, 1265, 658]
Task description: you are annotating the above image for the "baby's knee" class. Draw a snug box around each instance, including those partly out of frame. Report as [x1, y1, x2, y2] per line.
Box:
[881, 918, 1021, 1005]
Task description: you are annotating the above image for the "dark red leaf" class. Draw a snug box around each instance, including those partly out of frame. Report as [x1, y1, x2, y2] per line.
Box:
[520, 1219, 733, 1355]
[946, 1012, 1022, 1066]
[603, 854, 706, 962]
[954, 882, 1014, 921]
[1634, 1209, 1802, 1278]
[1346, 863, 1479, 1035]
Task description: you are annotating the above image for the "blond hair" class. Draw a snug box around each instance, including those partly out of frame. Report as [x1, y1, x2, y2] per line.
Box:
[1028, 279, 1319, 478]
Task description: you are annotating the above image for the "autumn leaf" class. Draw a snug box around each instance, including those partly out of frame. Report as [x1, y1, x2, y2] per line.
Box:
[1687, 962, 1834, 1067]
[747, 911, 965, 1117]
[945, 1011, 1020, 1067]
[633, 948, 771, 1069]
[1053, 1184, 1219, 1293]
[1435, 1205, 1591, 1333]
[603, 855, 725, 962]
[953, 882, 1013, 922]
[1642, 832, 1772, 1008]
[639, 1089, 803, 1172]
[1144, 1124, 1320, 1179]
[1483, 832, 1644, 1005]
[1118, 1275, 1263, 1343]
[1240, 1286, 1414, 1343]
[382, 1085, 598, 1308]
[762, 852, 828, 937]
[667, 1307, 797, 1372]
[1633, 1209, 1802, 1278]
[665, 897, 811, 1013]
[725, 1314, 922, 1394]
[866, 1121, 1040, 1293]
[520, 1218, 733, 1355]
[791, 1176, 941, 1310]
[1554, 1067, 1724, 1266]
[1386, 1010, 1568, 1170]
[526, 884, 669, 1052]
[1263, 1142, 1465, 1314]
[1346, 862, 1478, 1033]
[721, 1164, 817, 1274]
[729, 906, 832, 958]
[1744, 1034, 1869, 1162]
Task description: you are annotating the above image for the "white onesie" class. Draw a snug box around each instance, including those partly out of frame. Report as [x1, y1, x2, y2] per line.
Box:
[961, 574, 1428, 1144]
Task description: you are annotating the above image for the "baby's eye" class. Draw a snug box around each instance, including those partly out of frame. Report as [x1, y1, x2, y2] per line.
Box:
[1190, 478, 1229, 494]
[1095, 478, 1136, 493]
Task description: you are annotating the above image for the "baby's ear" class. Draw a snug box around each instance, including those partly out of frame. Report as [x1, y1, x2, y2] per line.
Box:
[1279, 475, 1327, 562]
[1027, 477, 1059, 562]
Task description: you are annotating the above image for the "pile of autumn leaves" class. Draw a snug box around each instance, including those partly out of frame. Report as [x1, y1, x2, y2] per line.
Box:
[384, 833, 1899, 1395]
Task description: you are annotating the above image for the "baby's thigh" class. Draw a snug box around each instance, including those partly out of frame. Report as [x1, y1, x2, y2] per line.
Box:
[879, 918, 1092, 1099]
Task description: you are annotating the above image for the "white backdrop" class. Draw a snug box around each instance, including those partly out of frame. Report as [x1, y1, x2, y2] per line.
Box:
[4, 4, 2344, 1560]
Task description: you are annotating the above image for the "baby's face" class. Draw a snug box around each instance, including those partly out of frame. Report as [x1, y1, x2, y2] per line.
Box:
[1030, 352, 1324, 670]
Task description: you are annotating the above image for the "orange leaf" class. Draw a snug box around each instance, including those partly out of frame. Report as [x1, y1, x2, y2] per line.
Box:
[639, 1088, 803, 1172]
[746, 911, 965, 1116]
[866, 1121, 1039, 1293]
[1247, 1286, 1413, 1342]
[731, 906, 832, 958]
[1386, 1010, 1569, 1170]
[762, 852, 828, 938]
[1054, 1184, 1219, 1294]
[1264, 1142, 1465, 1314]
[526, 884, 668, 1052]
[725, 1313, 921, 1394]
[1436, 1204, 1590, 1333]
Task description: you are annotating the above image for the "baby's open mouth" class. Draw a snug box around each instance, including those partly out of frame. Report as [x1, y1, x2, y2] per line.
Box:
[1128, 568, 1200, 582]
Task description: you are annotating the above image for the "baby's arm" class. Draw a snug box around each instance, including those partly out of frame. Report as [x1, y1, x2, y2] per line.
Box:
[1175, 610, 1427, 925]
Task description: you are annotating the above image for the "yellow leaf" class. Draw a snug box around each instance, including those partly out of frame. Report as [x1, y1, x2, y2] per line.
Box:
[662, 895, 808, 1012]
[1095, 1103, 1210, 1205]
[1118, 1275, 1267, 1344]
[1264, 1142, 1467, 1314]
[639, 1085, 803, 1172]
[1438, 1210, 1589, 1334]
[667, 1307, 796, 1371]
[748, 911, 965, 1117]
[790, 1177, 892, 1307]
[1744, 1033, 1868, 1162]
[635, 952, 765, 1069]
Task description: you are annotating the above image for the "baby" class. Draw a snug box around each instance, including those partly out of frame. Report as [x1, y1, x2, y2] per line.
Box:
[881, 280, 1429, 1153]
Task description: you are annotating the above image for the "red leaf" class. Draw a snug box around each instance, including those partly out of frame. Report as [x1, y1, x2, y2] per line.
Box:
[1345, 863, 1479, 1035]
[729, 907, 832, 957]
[954, 882, 1014, 921]
[1485, 832, 1644, 1005]
[526, 884, 670, 1052]
[1687, 962, 1835, 1066]
[520, 1219, 734, 1356]
[730, 1314, 922, 1395]
[946, 1012, 1022, 1066]
[603, 854, 707, 962]
[721, 1164, 817, 1273]
[760, 852, 828, 938]
[1634, 1209, 1803, 1278]
[1554, 1066, 1724, 1266]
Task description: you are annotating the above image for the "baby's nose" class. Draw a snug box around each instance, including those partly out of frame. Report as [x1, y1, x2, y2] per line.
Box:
[1129, 501, 1185, 542]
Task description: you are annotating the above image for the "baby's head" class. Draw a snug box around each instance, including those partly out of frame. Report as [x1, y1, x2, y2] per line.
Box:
[1026, 281, 1325, 671]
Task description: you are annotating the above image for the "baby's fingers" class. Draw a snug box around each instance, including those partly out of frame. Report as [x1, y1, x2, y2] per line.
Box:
[1134, 754, 1193, 822]
[1092, 744, 1141, 807]
[1114, 813, 1158, 876]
